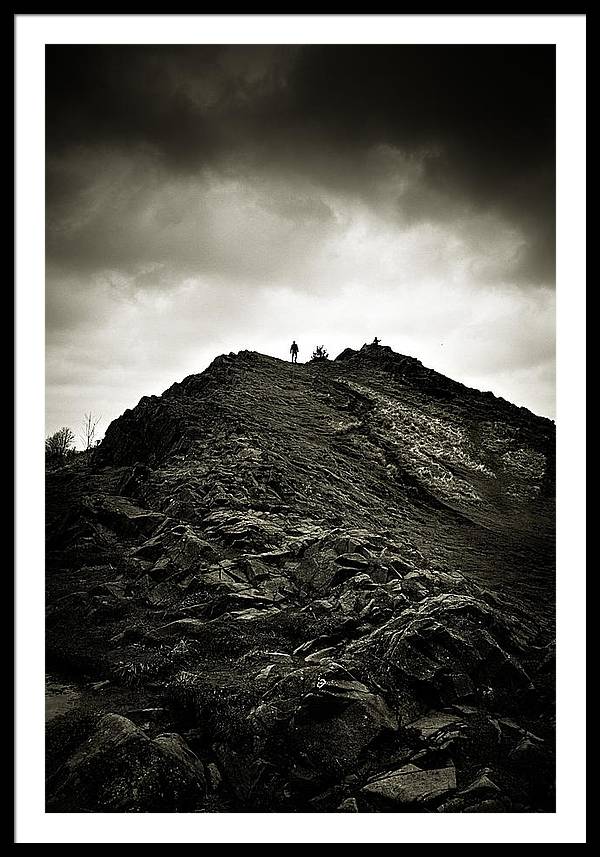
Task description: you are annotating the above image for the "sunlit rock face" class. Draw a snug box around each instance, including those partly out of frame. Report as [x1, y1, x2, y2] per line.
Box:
[46, 345, 555, 813]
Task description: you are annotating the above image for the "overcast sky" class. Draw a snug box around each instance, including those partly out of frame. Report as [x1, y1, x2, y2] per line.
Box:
[46, 44, 555, 443]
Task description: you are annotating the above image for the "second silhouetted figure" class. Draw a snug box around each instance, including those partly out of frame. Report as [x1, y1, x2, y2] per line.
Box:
[290, 340, 299, 363]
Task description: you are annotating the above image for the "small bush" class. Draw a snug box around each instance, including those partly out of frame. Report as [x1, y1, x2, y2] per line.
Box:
[311, 345, 329, 361]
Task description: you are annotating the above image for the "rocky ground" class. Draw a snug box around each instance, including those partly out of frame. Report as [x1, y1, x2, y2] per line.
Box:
[45, 344, 555, 813]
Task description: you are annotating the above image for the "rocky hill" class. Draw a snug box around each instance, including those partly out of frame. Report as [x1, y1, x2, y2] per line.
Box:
[45, 344, 555, 813]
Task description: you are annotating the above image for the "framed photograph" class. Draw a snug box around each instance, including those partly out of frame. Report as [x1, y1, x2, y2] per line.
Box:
[15, 12, 586, 845]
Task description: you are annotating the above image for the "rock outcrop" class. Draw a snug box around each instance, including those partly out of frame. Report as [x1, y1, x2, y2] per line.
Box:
[46, 345, 555, 813]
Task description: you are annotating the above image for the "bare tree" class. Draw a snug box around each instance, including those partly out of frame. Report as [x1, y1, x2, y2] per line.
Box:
[45, 427, 75, 464]
[80, 412, 102, 450]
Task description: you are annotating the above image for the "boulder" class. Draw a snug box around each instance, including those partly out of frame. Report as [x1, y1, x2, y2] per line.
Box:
[362, 763, 456, 805]
[48, 713, 206, 812]
[290, 679, 398, 774]
[347, 591, 535, 706]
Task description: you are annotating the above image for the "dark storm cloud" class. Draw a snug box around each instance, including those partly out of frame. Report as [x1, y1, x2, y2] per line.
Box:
[46, 45, 294, 169]
[46, 44, 555, 284]
[45, 44, 556, 439]
[286, 46, 555, 283]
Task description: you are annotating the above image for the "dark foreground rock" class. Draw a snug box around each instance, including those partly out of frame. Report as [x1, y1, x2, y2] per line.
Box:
[46, 347, 555, 812]
[48, 714, 206, 812]
[361, 763, 457, 806]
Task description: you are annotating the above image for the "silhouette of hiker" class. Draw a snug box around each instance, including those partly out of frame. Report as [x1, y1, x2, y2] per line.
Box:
[372, 337, 381, 346]
[290, 340, 299, 363]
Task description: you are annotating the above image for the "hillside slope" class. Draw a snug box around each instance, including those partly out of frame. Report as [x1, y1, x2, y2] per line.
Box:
[46, 345, 556, 813]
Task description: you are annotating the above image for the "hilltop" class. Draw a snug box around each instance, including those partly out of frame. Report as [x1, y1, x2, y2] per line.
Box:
[45, 344, 556, 813]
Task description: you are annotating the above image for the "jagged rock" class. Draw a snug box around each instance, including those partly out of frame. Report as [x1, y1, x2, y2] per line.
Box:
[254, 665, 277, 683]
[153, 732, 205, 774]
[131, 524, 218, 575]
[407, 712, 465, 740]
[362, 763, 456, 805]
[89, 580, 129, 600]
[118, 462, 152, 502]
[290, 679, 398, 774]
[494, 715, 541, 741]
[203, 509, 286, 550]
[508, 737, 549, 769]
[292, 552, 338, 593]
[146, 580, 183, 607]
[82, 496, 165, 539]
[48, 714, 206, 812]
[401, 578, 429, 602]
[308, 598, 335, 615]
[459, 768, 502, 798]
[347, 590, 536, 706]
[338, 590, 361, 614]
[200, 590, 281, 620]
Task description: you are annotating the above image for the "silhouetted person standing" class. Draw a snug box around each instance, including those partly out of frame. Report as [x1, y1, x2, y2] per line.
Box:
[290, 340, 299, 363]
